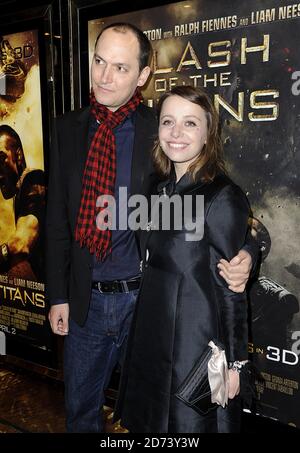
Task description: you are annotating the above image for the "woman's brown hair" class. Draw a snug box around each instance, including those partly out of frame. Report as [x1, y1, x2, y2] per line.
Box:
[152, 85, 226, 182]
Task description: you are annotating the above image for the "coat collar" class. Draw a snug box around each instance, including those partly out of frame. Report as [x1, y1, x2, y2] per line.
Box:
[157, 168, 208, 196]
[75, 107, 91, 180]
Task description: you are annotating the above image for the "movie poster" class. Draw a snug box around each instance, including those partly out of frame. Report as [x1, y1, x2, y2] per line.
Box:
[0, 30, 48, 348]
[88, 0, 300, 426]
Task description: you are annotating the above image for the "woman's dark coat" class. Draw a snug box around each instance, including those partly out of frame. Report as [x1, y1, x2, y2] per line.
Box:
[116, 172, 250, 433]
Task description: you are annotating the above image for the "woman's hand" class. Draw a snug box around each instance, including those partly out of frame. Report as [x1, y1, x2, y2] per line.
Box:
[228, 369, 240, 399]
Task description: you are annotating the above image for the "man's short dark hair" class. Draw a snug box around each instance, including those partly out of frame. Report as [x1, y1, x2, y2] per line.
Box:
[95, 22, 152, 71]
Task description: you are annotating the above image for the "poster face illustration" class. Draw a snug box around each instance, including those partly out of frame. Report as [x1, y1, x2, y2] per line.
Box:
[0, 30, 48, 347]
[88, 0, 300, 426]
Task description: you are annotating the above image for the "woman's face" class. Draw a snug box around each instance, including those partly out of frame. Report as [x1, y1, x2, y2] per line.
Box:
[159, 94, 208, 173]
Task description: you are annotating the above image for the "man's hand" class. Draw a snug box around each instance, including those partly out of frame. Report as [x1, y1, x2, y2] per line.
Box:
[217, 249, 252, 293]
[48, 303, 69, 336]
[228, 369, 240, 399]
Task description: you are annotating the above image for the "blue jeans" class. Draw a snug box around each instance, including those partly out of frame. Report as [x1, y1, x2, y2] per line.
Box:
[64, 288, 138, 432]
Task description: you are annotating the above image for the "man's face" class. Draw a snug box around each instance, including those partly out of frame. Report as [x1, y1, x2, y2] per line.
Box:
[0, 134, 18, 199]
[91, 28, 150, 111]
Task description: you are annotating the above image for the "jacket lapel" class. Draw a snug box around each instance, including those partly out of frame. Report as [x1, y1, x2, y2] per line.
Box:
[75, 105, 157, 194]
[131, 104, 157, 197]
[75, 107, 91, 182]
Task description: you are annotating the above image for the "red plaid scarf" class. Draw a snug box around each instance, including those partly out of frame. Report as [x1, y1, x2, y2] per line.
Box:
[75, 90, 142, 260]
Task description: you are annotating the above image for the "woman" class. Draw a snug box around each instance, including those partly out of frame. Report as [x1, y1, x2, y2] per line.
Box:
[115, 86, 250, 433]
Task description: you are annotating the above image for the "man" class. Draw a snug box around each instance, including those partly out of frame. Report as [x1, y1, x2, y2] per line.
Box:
[0, 125, 45, 280]
[46, 23, 256, 433]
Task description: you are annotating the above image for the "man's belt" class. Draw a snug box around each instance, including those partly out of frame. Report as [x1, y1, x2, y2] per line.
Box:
[92, 277, 141, 293]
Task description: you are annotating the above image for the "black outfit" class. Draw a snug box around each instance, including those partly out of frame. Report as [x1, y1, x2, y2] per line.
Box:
[46, 104, 158, 325]
[116, 172, 250, 433]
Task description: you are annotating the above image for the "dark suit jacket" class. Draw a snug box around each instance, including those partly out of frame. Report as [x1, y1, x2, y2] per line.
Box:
[46, 104, 158, 325]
